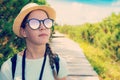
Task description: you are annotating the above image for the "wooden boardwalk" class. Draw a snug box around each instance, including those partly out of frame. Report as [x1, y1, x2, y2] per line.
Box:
[50, 32, 99, 80]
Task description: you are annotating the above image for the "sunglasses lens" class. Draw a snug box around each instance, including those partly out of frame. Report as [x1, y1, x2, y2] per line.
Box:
[29, 19, 39, 29]
[44, 19, 53, 28]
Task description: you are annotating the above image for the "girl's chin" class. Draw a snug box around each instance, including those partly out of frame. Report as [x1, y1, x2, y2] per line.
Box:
[39, 40, 49, 45]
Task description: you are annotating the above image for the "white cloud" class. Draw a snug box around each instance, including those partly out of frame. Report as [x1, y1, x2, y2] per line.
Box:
[112, 1, 120, 7]
[47, 0, 120, 25]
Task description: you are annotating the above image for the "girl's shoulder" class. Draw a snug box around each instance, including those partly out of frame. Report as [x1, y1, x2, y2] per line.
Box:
[0, 57, 12, 79]
[1, 58, 11, 70]
[1, 51, 22, 72]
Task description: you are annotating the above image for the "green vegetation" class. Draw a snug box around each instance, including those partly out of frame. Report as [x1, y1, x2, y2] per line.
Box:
[55, 13, 120, 80]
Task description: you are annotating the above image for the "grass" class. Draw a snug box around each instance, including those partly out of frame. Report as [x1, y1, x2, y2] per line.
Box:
[79, 42, 120, 80]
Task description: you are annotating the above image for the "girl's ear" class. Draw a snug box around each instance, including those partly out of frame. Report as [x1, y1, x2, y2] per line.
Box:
[20, 27, 27, 37]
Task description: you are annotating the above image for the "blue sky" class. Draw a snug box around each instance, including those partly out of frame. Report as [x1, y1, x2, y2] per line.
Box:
[55, 0, 119, 6]
[47, 0, 120, 25]
[59, 0, 118, 5]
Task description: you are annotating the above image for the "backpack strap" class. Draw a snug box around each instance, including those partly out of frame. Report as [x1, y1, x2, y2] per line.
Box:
[11, 54, 17, 79]
[53, 54, 60, 75]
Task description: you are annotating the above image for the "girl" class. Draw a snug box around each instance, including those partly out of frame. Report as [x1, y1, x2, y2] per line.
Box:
[0, 3, 68, 80]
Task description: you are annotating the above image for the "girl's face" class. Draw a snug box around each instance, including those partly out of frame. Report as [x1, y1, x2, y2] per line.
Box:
[21, 10, 51, 45]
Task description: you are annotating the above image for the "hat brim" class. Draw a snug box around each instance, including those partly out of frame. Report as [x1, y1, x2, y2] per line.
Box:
[13, 5, 56, 37]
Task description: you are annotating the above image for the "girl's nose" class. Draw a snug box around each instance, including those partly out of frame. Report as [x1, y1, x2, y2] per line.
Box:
[39, 21, 46, 30]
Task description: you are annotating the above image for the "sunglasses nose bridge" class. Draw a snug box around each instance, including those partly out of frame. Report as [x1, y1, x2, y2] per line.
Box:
[39, 20, 46, 29]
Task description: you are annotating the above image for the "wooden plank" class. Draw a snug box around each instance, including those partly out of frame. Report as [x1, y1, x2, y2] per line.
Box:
[67, 76, 99, 80]
[51, 32, 99, 80]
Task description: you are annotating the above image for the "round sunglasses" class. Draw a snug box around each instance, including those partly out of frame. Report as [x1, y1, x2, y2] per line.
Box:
[26, 18, 54, 30]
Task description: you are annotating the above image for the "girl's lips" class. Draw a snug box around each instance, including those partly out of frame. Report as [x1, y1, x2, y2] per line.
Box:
[39, 34, 48, 37]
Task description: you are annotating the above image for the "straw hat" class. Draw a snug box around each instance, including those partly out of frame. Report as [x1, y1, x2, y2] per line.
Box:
[13, 3, 56, 37]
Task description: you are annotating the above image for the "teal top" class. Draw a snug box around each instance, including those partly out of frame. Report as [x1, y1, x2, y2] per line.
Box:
[0, 54, 68, 80]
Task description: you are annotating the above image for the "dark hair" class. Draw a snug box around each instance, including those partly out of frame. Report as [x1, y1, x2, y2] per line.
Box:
[46, 43, 58, 79]
[21, 13, 30, 29]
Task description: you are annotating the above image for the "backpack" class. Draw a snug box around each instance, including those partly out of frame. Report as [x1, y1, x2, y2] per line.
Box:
[11, 54, 59, 79]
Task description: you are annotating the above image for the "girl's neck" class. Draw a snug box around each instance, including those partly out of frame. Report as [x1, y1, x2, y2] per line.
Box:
[26, 44, 46, 59]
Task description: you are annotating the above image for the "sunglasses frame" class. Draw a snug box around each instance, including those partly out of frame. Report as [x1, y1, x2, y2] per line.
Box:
[26, 18, 54, 30]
